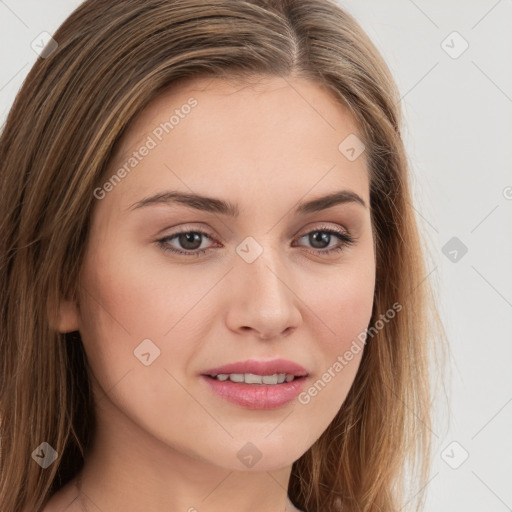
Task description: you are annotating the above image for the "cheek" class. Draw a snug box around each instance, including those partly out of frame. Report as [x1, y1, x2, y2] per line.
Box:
[76, 243, 212, 394]
[295, 254, 375, 418]
[331, 272, 374, 343]
[75, 244, 165, 387]
[75, 247, 200, 434]
[78, 243, 197, 340]
[312, 251, 376, 351]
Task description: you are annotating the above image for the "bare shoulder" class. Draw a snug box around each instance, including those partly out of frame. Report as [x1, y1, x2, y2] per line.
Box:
[40, 480, 81, 512]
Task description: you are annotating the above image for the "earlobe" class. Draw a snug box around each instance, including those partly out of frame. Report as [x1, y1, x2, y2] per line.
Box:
[53, 298, 80, 333]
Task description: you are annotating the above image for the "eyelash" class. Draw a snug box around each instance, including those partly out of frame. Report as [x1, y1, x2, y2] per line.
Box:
[156, 225, 355, 258]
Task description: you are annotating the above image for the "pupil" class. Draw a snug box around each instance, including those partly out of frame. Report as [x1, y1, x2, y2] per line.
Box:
[310, 232, 330, 249]
[179, 232, 201, 250]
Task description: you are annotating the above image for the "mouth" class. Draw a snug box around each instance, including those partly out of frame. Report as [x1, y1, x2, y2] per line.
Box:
[199, 358, 309, 409]
[203, 373, 305, 385]
[200, 358, 309, 381]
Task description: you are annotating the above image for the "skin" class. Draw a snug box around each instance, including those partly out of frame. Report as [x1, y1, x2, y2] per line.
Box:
[46, 75, 375, 512]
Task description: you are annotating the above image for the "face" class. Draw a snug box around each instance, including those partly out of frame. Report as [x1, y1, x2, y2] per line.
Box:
[61, 75, 375, 472]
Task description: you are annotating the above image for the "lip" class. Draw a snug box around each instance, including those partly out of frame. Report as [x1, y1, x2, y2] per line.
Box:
[201, 358, 309, 377]
[200, 375, 308, 409]
[200, 358, 309, 410]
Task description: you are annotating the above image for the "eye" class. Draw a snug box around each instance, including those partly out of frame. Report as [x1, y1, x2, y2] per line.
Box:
[157, 228, 217, 257]
[156, 225, 355, 257]
[294, 226, 355, 256]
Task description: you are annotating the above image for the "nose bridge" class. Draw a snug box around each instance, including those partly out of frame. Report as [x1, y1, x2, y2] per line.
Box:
[240, 236, 288, 302]
[228, 235, 300, 337]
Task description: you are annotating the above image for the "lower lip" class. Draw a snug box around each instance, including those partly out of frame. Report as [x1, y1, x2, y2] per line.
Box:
[200, 375, 308, 409]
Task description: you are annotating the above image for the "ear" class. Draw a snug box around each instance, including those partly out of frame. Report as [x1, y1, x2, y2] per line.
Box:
[50, 297, 80, 333]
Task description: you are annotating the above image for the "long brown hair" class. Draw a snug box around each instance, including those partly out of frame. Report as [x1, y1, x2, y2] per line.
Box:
[0, 1, 445, 511]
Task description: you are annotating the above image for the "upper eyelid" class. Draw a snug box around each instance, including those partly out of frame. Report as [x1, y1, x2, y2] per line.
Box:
[161, 221, 349, 234]
[159, 223, 352, 245]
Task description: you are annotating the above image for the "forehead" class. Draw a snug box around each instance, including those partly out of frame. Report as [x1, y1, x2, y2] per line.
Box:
[115, 74, 363, 153]
[102, 74, 369, 214]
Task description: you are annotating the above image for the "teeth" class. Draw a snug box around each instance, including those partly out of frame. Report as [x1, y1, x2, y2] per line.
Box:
[245, 373, 263, 384]
[212, 373, 297, 384]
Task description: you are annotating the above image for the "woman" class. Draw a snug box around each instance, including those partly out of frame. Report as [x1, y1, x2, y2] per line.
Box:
[0, 1, 444, 511]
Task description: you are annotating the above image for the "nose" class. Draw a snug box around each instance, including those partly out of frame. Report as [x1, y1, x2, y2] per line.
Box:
[225, 245, 302, 340]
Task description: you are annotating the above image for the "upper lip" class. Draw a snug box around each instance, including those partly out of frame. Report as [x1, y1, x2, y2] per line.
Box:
[201, 358, 309, 377]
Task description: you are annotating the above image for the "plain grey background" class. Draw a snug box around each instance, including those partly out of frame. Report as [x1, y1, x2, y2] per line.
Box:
[1, 1, 511, 511]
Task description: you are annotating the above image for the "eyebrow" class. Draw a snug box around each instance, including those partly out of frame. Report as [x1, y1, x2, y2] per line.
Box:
[128, 189, 366, 215]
